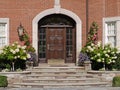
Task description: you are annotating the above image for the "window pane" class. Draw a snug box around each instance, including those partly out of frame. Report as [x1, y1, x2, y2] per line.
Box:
[0, 37, 6, 47]
[108, 36, 116, 47]
[0, 23, 6, 48]
[0, 24, 6, 36]
[66, 28, 73, 58]
[38, 28, 46, 58]
[107, 22, 116, 47]
[107, 22, 116, 36]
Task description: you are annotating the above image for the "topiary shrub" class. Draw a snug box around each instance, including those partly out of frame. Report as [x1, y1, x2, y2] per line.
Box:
[0, 75, 8, 87]
[112, 76, 120, 87]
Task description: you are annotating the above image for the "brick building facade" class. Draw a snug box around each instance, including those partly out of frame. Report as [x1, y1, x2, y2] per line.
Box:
[0, 0, 120, 64]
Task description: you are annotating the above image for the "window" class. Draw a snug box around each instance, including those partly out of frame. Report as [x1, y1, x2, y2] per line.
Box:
[0, 18, 9, 48]
[0, 23, 7, 47]
[103, 17, 120, 48]
[106, 22, 116, 47]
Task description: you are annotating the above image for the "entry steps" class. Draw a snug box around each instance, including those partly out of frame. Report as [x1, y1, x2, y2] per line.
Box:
[13, 64, 109, 88]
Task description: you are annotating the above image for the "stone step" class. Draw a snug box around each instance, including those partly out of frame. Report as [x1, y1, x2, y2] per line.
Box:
[30, 70, 85, 75]
[26, 74, 94, 79]
[38, 63, 76, 67]
[33, 66, 84, 69]
[13, 82, 109, 88]
[29, 66, 84, 72]
[23, 78, 99, 83]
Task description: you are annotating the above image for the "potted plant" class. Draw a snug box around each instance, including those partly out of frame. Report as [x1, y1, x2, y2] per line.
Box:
[0, 42, 31, 71]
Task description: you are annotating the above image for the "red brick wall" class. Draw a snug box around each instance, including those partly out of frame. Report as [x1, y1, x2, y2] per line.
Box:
[0, 0, 54, 44]
[105, 0, 118, 17]
[88, 0, 120, 42]
[118, 0, 120, 15]
[0, 0, 119, 46]
[88, 0, 105, 42]
[61, 0, 87, 46]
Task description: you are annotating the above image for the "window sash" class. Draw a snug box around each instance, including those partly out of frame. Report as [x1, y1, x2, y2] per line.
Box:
[0, 23, 7, 47]
[106, 22, 116, 47]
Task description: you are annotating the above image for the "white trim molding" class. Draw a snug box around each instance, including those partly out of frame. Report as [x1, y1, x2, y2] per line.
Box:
[103, 17, 120, 50]
[0, 18, 9, 46]
[32, 8, 82, 64]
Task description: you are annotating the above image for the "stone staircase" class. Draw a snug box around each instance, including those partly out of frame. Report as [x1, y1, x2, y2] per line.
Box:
[13, 64, 109, 88]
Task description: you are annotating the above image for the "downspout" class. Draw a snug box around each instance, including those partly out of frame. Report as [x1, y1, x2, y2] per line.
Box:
[86, 0, 89, 44]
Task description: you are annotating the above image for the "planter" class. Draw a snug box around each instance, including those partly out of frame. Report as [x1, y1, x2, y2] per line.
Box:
[84, 61, 91, 71]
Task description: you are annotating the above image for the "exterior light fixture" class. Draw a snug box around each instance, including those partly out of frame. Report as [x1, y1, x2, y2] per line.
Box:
[17, 23, 24, 37]
[17, 23, 25, 41]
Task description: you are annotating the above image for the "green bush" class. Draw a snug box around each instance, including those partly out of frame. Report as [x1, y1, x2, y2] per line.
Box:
[0, 75, 8, 87]
[112, 76, 120, 87]
[112, 53, 120, 70]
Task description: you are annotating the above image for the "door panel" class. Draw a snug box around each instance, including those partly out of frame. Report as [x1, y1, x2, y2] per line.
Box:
[47, 28, 65, 59]
[38, 26, 76, 63]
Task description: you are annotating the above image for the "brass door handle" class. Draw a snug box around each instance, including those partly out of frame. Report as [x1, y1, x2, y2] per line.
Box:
[47, 44, 50, 50]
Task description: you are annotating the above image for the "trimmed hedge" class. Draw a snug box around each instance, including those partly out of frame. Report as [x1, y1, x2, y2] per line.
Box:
[0, 75, 8, 87]
[112, 76, 120, 87]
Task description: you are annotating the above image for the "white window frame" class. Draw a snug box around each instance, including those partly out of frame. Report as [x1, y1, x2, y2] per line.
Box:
[0, 18, 9, 47]
[103, 17, 120, 49]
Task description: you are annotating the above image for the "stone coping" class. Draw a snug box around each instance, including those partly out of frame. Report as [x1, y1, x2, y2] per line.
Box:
[88, 70, 120, 74]
[0, 71, 31, 75]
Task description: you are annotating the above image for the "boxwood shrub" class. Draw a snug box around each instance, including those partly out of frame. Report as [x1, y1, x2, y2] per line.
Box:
[0, 75, 8, 87]
[112, 76, 120, 87]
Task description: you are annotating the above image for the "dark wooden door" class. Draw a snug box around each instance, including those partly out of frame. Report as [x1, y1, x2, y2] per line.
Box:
[47, 27, 65, 59]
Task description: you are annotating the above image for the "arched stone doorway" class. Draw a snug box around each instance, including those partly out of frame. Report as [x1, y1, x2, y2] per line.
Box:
[32, 8, 82, 65]
[38, 14, 76, 63]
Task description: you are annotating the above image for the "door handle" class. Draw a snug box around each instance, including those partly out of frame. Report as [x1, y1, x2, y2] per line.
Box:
[47, 44, 50, 50]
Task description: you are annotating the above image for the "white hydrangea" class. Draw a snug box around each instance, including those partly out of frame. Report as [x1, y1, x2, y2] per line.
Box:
[90, 48, 94, 51]
[0, 50, 3, 54]
[23, 50, 26, 53]
[22, 46, 26, 49]
[10, 49, 14, 53]
[97, 41, 101, 47]
[116, 50, 120, 54]
[27, 54, 31, 58]
[105, 54, 109, 57]
[91, 57, 94, 59]
[112, 57, 117, 59]
[12, 51, 16, 54]
[23, 57, 26, 60]
[112, 60, 115, 63]
[111, 52, 115, 54]
[12, 43, 15, 46]
[109, 59, 112, 63]
[103, 51, 106, 54]
[97, 53, 100, 56]
[97, 59, 101, 62]
[91, 43, 94, 46]
[17, 45, 21, 48]
[17, 56, 20, 58]
[102, 58, 105, 61]
[87, 46, 91, 49]
[107, 50, 110, 53]
[14, 56, 17, 59]
[15, 49, 19, 52]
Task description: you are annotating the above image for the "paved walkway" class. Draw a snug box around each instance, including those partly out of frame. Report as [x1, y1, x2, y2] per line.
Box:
[1, 87, 120, 90]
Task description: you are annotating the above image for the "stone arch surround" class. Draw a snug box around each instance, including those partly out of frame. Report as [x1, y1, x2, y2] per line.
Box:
[32, 8, 82, 65]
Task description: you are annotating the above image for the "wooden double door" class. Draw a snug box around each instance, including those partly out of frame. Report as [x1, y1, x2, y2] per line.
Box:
[47, 28, 65, 59]
[38, 26, 75, 63]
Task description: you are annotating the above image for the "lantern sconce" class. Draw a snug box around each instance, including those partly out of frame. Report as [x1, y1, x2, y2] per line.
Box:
[17, 23, 25, 41]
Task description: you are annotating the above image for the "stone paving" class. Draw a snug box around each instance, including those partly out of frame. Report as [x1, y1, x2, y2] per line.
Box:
[1, 87, 120, 90]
